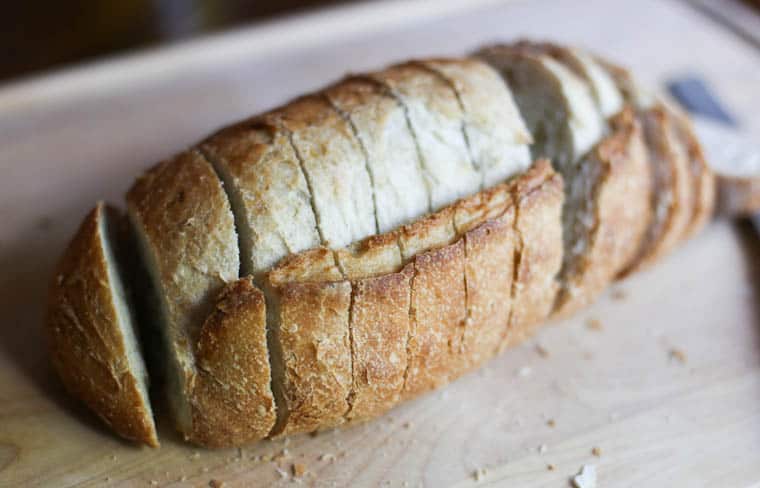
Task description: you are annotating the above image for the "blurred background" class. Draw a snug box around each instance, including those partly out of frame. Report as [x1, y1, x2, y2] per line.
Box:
[0, 1, 353, 83]
[3, 0, 760, 84]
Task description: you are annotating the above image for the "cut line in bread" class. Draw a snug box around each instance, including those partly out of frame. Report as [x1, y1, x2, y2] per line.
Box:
[46, 203, 158, 447]
[190, 277, 276, 446]
[661, 100, 716, 239]
[127, 150, 239, 439]
[511, 40, 623, 120]
[200, 116, 320, 277]
[619, 104, 694, 274]
[477, 44, 633, 320]
[370, 62, 482, 210]
[476, 45, 604, 170]
[419, 58, 533, 189]
[277, 95, 377, 249]
[506, 160, 564, 341]
[324, 77, 430, 234]
[553, 108, 651, 316]
[596, 59, 703, 274]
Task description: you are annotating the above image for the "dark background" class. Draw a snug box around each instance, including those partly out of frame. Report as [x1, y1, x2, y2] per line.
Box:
[4, 1, 760, 84]
[0, 1, 351, 83]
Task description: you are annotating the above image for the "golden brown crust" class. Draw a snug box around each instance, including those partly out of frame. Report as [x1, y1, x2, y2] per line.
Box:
[346, 266, 413, 421]
[336, 232, 403, 279]
[402, 239, 467, 398]
[462, 206, 517, 362]
[553, 107, 652, 317]
[267, 279, 352, 436]
[188, 278, 276, 447]
[46, 204, 158, 447]
[620, 104, 694, 275]
[398, 206, 457, 260]
[508, 160, 564, 342]
[670, 111, 716, 239]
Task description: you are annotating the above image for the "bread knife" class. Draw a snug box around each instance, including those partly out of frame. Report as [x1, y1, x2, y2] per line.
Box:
[668, 77, 760, 232]
[692, 116, 760, 230]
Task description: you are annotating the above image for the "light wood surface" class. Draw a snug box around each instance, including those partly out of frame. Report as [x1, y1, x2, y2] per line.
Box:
[1, 0, 760, 486]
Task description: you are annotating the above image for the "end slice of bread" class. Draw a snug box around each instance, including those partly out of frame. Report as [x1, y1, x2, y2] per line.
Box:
[47, 203, 158, 447]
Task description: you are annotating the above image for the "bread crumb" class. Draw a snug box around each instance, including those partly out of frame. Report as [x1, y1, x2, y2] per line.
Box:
[669, 348, 687, 364]
[292, 463, 307, 477]
[547, 464, 555, 471]
[473, 467, 488, 482]
[611, 288, 627, 301]
[191, 451, 201, 460]
[591, 446, 602, 457]
[150, 481, 158, 486]
[260, 454, 272, 462]
[109, 454, 117, 461]
[537, 444, 548, 455]
[547, 419, 556, 428]
[586, 318, 603, 331]
[319, 453, 336, 463]
[403, 421, 413, 429]
[517, 366, 532, 377]
[272, 448, 290, 462]
[202, 467, 209, 473]
[535, 344, 550, 358]
[180, 475, 188, 482]
[572, 464, 596, 488]
[209, 480, 225, 488]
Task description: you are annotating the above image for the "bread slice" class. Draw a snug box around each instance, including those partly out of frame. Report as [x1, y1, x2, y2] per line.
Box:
[126, 150, 239, 440]
[46, 203, 157, 447]
[370, 62, 481, 210]
[200, 115, 321, 277]
[265, 249, 351, 436]
[620, 104, 694, 274]
[662, 101, 716, 239]
[324, 77, 430, 234]
[510, 41, 623, 119]
[417, 58, 532, 187]
[455, 189, 517, 366]
[276, 95, 377, 248]
[553, 108, 651, 315]
[190, 277, 276, 446]
[345, 265, 413, 422]
[476, 44, 646, 318]
[597, 60, 698, 274]
[507, 160, 564, 341]
[476, 45, 604, 171]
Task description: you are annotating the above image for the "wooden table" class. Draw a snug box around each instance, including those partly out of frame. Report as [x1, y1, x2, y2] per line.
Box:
[1, 0, 759, 486]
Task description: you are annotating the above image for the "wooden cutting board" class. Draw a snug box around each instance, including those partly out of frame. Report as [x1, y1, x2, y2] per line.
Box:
[1, 0, 759, 486]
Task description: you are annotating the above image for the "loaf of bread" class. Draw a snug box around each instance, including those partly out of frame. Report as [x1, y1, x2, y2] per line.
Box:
[48, 40, 727, 448]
